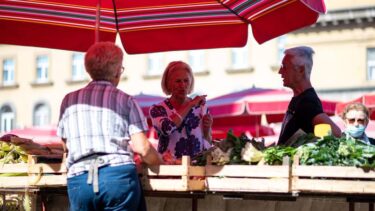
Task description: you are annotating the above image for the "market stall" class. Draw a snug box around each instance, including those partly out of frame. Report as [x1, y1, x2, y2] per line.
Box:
[1, 132, 375, 210]
[2, 0, 366, 210]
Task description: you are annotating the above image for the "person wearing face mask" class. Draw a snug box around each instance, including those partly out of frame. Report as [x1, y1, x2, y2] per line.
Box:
[149, 61, 213, 161]
[341, 102, 375, 145]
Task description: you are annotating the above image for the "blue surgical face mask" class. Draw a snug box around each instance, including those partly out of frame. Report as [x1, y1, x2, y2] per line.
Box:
[345, 125, 366, 138]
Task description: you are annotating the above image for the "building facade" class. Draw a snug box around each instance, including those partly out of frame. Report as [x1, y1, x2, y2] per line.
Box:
[0, 0, 374, 133]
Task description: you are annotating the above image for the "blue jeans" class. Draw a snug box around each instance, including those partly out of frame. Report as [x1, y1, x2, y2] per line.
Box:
[67, 164, 144, 211]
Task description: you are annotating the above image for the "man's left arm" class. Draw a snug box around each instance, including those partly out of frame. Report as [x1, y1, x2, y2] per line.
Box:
[312, 113, 342, 137]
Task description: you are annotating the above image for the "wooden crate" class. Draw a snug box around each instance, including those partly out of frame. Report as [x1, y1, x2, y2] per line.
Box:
[141, 156, 205, 191]
[292, 156, 375, 194]
[0, 190, 39, 211]
[205, 159, 291, 193]
[0, 154, 67, 188]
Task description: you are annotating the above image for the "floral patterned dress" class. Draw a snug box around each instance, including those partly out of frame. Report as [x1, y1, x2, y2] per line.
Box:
[149, 99, 211, 159]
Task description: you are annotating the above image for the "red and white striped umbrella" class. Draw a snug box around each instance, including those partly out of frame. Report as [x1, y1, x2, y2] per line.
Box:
[0, 0, 326, 54]
[1, 125, 62, 148]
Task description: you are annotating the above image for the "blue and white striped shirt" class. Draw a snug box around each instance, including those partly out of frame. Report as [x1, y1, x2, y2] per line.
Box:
[57, 81, 148, 177]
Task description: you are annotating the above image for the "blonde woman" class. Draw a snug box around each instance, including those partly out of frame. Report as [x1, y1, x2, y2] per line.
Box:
[149, 61, 213, 160]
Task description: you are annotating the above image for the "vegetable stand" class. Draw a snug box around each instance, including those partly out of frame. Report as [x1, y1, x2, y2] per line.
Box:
[142, 156, 205, 192]
[0, 155, 375, 211]
[205, 163, 290, 193]
[292, 155, 375, 194]
[0, 133, 375, 211]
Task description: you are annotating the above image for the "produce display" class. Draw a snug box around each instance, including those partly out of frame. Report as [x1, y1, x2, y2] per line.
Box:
[0, 134, 64, 157]
[0, 135, 34, 211]
[191, 130, 290, 166]
[299, 135, 375, 168]
[0, 141, 28, 165]
[191, 130, 375, 169]
[0, 129, 374, 197]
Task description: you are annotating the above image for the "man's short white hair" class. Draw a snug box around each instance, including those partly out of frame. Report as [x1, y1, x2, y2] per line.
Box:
[284, 46, 314, 78]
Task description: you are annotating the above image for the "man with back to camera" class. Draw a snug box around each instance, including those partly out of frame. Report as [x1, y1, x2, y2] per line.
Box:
[277, 46, 341, 145]
[57, 41, 162, 211]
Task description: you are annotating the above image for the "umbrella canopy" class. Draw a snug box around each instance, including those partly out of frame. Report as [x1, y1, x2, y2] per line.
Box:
[207, 87, 337, 123]
[212, 124, 275, 139]
[0, 0, 247, 53]
[2, 125, 62, 147]
[221, 0, 326, 44]
[335, 93, 375, 119]
[0, 0, 326, 54]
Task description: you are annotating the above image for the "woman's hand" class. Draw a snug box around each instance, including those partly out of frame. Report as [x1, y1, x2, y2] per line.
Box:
[190, 95, 207, 107]
[202, 113, 213, 142]
[202, 113, 213, 130]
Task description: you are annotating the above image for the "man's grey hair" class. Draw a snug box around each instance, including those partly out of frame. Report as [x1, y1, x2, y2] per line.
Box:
[161, 61, 194, 95]
[284, 46, 314, 79]
[85, 42, 123, 81]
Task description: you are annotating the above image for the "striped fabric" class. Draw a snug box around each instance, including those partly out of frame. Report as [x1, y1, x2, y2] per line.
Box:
[117, 0, 248, 54]
[0, 0, 116, 32]
[57, 81, 149, 177]
[220, 0, 293, 21]
[116, 1, 244, 33]
[0, 0, 245, 33]
[220, 0, 326, 22]
[0, 0, 248, 53]
[219, 0, 326, 44]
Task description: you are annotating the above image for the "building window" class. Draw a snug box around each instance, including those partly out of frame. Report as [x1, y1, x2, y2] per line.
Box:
[147, 53, 163, 76]
[0, 105, 15, 133]
[231, 46, 249, 69]
[33, 103, 50, 126]
[367, 48, 375, 81]
[188, 50, 205, 72]
[2, 59, 15, 86]
[36, 55, 49, 82]
[72, 53, 85, 81]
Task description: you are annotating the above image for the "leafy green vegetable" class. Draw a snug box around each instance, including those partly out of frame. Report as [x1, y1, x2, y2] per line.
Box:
[0, 142, 28, 164]
[263, 146, 297, 165]
[298, 135, 375, 168]
[227, 131, 250, 164]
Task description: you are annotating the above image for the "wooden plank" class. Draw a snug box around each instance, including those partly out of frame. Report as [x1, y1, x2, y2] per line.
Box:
[30, 175, 67, 187]
[28, 163, 67, 174]
[143, 178, 205, 191]
[142, 156, 205, 191]
[293, 165, 375, 178]
[0, 163, 28, 173]
[0, 176, 29, 188]
[189, 166, 205, 176]
[206, 177, 290, 193]
[145, 165, 205, 176]
[293, 179, 375, 194]
[145, 165, 187, 176]
[205, 165, 289, 177]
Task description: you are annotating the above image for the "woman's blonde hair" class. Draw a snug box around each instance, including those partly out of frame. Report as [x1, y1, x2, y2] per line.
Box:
[161, 61, 194, 95]
[341, 102, 369, 121]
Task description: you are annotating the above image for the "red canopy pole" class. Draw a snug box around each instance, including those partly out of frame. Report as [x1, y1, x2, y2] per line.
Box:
[256, 115, 259, 137]
[95, 0, 102, 43]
